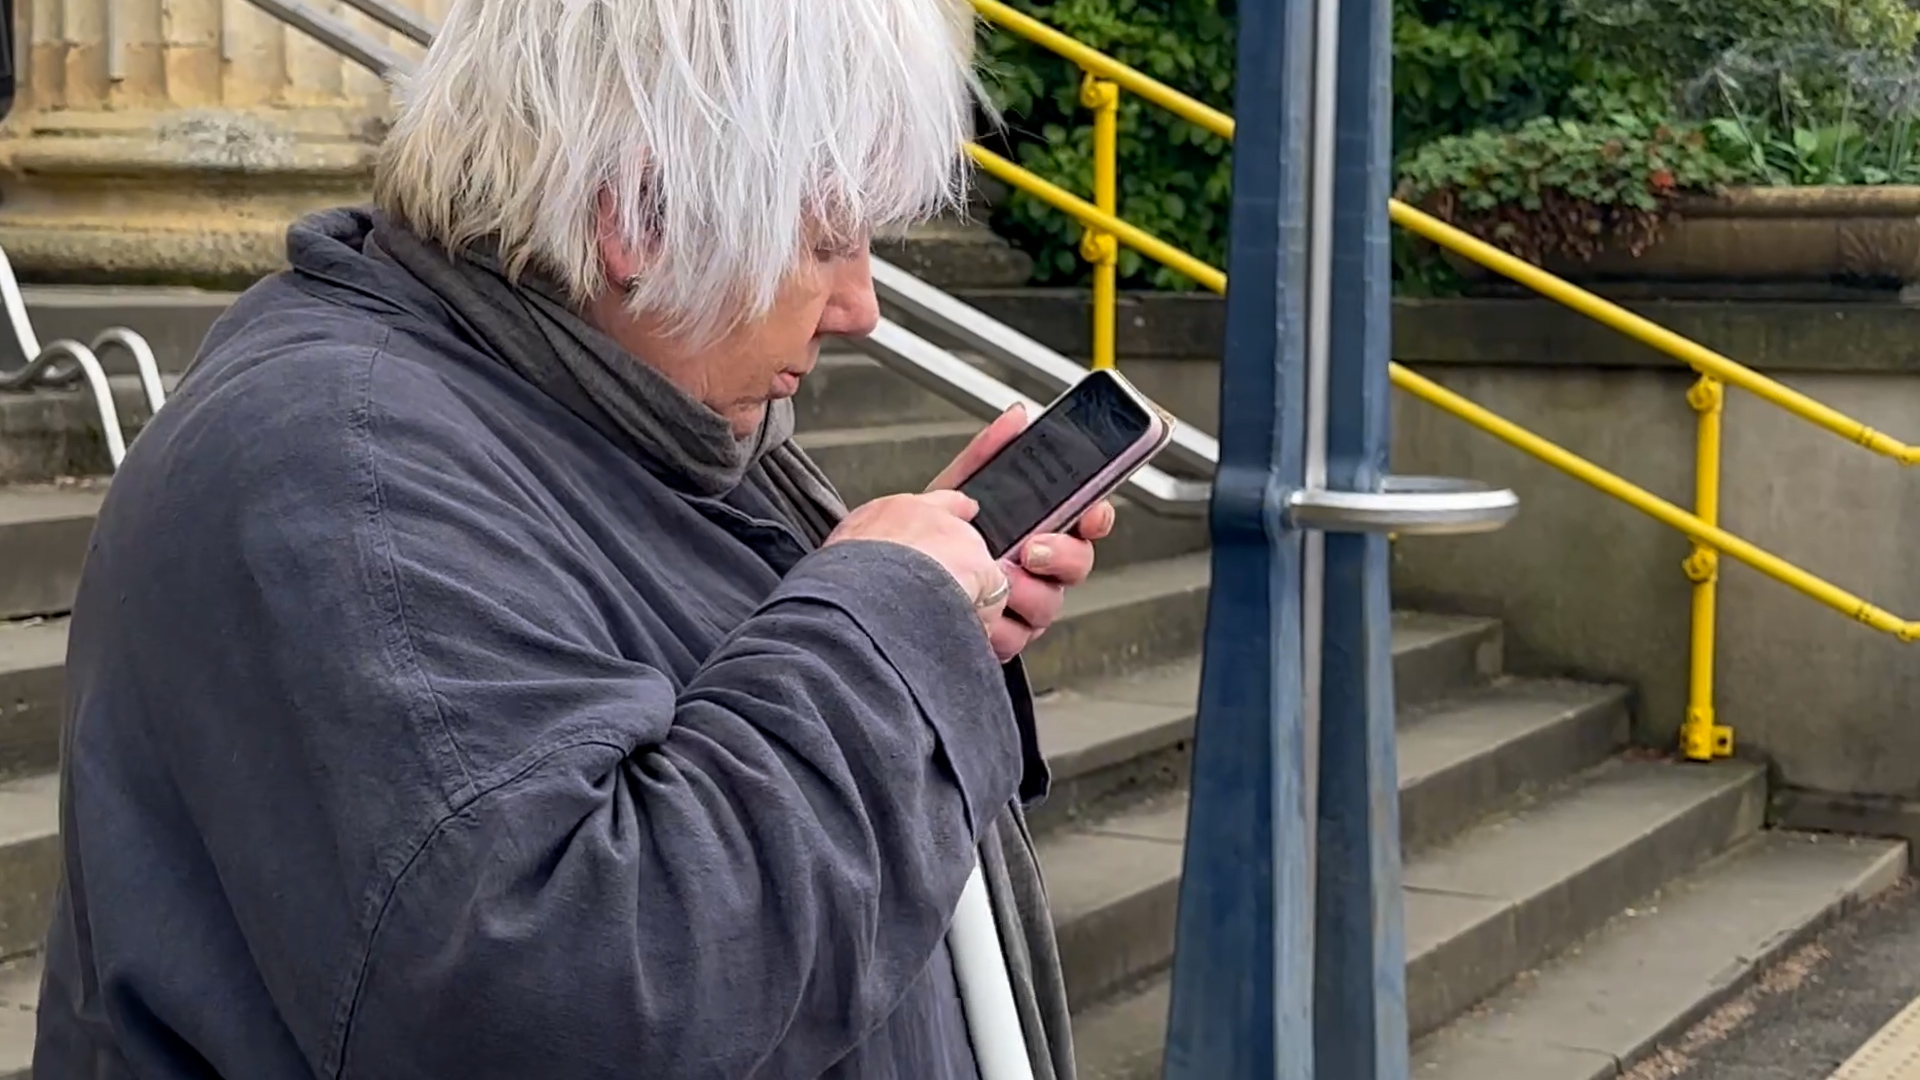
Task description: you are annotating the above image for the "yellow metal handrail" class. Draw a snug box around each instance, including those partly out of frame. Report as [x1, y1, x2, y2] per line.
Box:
[969, 0, 1920, 761]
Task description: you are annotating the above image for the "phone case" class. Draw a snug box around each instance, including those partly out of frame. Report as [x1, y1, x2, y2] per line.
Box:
[1001, 369, 1178, 557]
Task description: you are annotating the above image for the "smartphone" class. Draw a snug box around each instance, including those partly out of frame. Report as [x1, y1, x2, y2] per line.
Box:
[959, 369, 1176, 560]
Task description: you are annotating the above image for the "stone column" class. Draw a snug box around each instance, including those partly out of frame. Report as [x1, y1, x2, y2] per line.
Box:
[0, 0, 445, 285]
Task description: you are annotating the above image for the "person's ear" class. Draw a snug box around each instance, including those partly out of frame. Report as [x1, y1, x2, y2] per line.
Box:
[595, 189, 645, 292]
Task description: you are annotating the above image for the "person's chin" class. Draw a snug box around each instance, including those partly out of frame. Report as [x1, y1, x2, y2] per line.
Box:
[730, 400, 771, 439]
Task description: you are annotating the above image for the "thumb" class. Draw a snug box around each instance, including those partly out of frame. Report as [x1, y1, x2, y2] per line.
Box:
[919, 489, 981, 521]
[926, 403, 1029, 492]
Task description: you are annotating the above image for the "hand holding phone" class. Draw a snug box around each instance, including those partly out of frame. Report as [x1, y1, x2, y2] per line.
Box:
[919, 370, 1172, 662]
[955, 370, 1175, 560]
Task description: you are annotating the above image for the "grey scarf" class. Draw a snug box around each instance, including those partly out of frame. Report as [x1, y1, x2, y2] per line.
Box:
[367, 218, 1075, 1080]
[369, 216, 844, 544]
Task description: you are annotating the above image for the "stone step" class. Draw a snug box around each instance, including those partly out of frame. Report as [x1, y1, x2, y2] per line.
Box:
[1021, 554, 1208, 695]
[1023, 558, 1501, 718]
[1038, 757, 1765, 1026]
[9, 286, 230, 376]
[1396, 677, 1629, 855]
[1029, 646, 1610, 837]
[1073, 830, 1906, 1080]
[0, 951, 39, 1080]
[0, 379, 169, 483]
[0, 773, 58, 962]
[0, 620, 71, 785]
[1414, 830, 1907, 1080]
[1404, 758, 1766, 1037]
[794, 352, 973, 432]
[794, 420, 978, 507]
[0, 487, 104, 622]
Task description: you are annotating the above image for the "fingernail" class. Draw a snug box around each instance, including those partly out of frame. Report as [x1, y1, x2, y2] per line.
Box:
[1024, 542, 1053, 570]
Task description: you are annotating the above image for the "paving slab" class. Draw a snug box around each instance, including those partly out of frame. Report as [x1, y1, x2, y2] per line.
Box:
[1649, 878, 1920, 1080]
[1830, 991, 1920, 1080]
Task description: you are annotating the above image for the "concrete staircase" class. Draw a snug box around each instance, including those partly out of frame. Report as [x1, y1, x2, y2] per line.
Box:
[0, 324, 1906, 1079]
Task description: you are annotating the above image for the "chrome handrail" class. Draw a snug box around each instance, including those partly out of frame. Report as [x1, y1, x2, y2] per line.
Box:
[870, 257, 1221, 478]
[0, 246, 166, 470]
[850, 319, 1211, 515]
[2, 341, 129, 467]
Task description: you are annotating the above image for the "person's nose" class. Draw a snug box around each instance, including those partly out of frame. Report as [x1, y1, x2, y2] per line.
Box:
[818, 251, 881, 339]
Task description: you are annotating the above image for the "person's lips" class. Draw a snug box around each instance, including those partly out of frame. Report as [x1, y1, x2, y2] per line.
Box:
[772, 370, 803, 398]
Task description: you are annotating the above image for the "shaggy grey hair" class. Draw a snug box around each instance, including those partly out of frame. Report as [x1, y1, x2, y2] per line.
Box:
[375, 0, 979, 342]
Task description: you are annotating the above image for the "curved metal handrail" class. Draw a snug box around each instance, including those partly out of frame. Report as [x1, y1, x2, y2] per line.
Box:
[0, 239, 165, 469]
[91, 327, 169, 415]
[0, 340, 130, 467]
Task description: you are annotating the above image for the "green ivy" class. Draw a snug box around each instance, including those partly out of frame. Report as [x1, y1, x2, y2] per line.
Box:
[1391, 0, 1642, 153]
[979, 0, 1604, 288]
[978, 0, 1236, 289]
[979, 0, 1920, 290]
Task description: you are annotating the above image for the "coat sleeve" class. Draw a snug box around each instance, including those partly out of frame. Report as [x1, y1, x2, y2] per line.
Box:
[338, 545, 1022, 1080]
[319, 425, 1026, 1076]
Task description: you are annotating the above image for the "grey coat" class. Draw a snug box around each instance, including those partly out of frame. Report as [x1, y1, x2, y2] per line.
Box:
[34, 209, 1075, 1079]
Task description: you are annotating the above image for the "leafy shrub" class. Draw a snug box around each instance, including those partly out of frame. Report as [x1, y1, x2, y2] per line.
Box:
[1393, 0, 1920, 272]
[1572, 0, 1920, 186]
[1395, 115, 1732, 265]
[979, 0, 1920, 290]
[977, 0, 1236, 289]
[977, 0, 1599, 287]
[1391, 0, 1647, 154]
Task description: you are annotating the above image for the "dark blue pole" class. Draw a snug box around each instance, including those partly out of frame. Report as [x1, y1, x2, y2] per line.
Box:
[1160, 0, 1319, 1076]
[1313, 0, 1410, 1073]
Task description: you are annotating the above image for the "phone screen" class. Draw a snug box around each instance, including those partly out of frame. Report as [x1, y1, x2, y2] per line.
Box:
[959, 372, 1156, 558]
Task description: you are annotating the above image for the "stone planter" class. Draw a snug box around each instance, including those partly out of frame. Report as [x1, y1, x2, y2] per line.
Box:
[1446, 186, 1920, 290]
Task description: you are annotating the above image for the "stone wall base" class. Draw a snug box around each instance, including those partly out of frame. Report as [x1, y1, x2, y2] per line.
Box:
[0, 106, 382, 286]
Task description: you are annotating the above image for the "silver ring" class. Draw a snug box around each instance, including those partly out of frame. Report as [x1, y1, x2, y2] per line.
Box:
[974, 573, 1012, 611]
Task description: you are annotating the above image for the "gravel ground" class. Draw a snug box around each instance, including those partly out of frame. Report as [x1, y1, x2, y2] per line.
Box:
[1626, 876, 1920, 1080]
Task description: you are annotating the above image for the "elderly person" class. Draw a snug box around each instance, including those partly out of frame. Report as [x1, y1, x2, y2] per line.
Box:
[32, 0, 1106, 1076]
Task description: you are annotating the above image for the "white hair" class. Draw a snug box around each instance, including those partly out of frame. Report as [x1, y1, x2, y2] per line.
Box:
[375, 0, 979, 342]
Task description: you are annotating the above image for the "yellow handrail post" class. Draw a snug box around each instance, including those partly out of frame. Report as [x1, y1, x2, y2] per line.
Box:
[1080, 74, 1121, 370]
[1681, 376, 1733, 761]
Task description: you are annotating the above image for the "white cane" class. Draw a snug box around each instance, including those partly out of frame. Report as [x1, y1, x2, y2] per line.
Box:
[949, 857, 1037, 1080]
